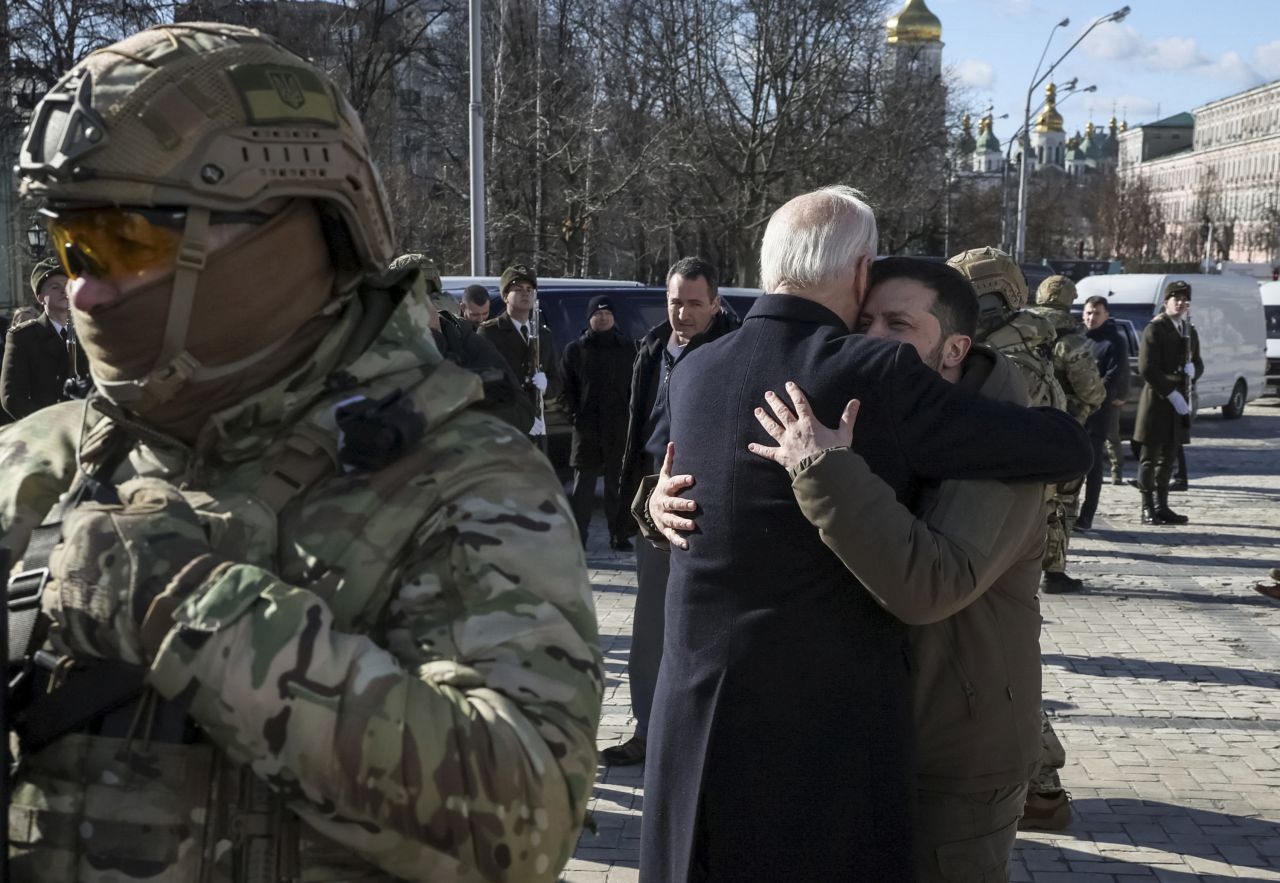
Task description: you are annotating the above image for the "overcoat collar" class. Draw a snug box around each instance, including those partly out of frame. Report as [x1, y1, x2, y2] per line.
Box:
[744, 293, 849, 330]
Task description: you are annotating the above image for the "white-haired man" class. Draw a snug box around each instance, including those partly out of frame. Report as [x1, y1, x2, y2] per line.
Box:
[637, 186, 1091, 883]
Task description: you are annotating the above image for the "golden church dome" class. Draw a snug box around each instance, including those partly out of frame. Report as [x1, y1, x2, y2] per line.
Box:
[887, 0, 943, 44]
[1035, 82, 1065, 134]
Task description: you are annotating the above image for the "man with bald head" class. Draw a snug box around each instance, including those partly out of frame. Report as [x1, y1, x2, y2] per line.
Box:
[638, 186, 1091, 882]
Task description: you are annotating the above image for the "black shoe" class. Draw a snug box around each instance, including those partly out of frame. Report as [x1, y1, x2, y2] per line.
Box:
[609, 536, 633, 552]
[1075, 515, 1094, 531]
[1155, 506, 1188, 525]
[1043, 572, 1084, 594]
[1140, 492, 1163, 525]
[1167, 479, 1188, 492]
[600, 736, 646, 766]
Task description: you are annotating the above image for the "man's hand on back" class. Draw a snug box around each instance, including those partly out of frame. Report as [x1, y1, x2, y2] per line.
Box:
[648, 442, 697, 550]
[748, 382, 860, 472]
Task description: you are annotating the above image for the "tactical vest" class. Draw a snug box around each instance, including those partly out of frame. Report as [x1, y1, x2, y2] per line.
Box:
[1027, 305, 1098, 418]
[978, 310, 1068, 412]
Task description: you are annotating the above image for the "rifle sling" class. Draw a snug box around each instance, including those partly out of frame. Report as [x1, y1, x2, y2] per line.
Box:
[13, 660, 148, 755]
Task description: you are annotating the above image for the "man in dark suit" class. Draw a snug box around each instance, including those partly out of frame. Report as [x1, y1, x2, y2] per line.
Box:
[1077, 294, 1131, 530]
[1134, 280, 1202, 525]
[477, 264, 561, 439]
[2, 258, 88, 421]
[638, 186, 1092, 883]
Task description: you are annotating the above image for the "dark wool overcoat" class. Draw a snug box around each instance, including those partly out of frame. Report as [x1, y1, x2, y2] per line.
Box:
[1134, 312, 1203, 447]
[559, 327, 636, 470]
[639, 295, 1093, 883]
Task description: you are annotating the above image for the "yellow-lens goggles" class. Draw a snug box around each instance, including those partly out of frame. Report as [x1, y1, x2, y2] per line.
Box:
[46, 208, 185, 284]
[44, 206, 274, 283]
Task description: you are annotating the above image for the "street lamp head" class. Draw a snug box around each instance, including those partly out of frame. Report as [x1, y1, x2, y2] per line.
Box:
[1057, 17, 1070, 28]
[1064, 77, 1079, 91]
[1110, 6, 1130, 22]
[1083, 85, 1098, 93]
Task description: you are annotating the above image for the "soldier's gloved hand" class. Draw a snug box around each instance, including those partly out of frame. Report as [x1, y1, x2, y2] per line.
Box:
[1184, 361, 1196, 376]
[531, 371, 549, 393]
[1167, 390, 1191, 416]
[529, 417, 547, 436]
[44, 478, 222, 666]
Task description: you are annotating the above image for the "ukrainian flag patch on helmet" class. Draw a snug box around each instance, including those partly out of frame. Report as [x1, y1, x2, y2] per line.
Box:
[228, 64, 337, 125]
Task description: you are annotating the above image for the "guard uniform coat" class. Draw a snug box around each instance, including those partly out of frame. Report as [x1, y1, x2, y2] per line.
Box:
[1134, 313, 1202, 447]
[559, 327, 636, 470]
[640, 295, 1093, 883]
[1, 314, 88, 421]
[476, 312, 562, 414]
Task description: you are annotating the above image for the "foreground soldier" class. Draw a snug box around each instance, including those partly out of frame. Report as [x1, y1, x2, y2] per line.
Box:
[1028, 276, 1106, 592]
[947, 248, 1074, 830]
[5, 23, 600, 882]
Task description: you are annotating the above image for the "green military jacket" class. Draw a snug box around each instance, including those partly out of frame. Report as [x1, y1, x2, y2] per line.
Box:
[1, 283, 602, 882]
[1027, 305, 1107, 423]
[787, 346, 1046, 791]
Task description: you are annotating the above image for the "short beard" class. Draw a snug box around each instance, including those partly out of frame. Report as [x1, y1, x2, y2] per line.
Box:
[923, 337, 946, 373]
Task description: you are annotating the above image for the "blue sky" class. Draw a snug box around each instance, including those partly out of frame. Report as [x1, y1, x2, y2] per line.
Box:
[927, 0, 1280, 143]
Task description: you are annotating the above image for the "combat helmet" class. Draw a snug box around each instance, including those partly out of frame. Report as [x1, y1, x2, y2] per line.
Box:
[946, 247, 1028, 312]
[18, 23, 395, 406]
[388, 253, 460, 317]
[1036, 275, 1077, 309]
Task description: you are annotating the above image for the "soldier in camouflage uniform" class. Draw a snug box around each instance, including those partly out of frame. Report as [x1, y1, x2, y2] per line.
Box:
[1028, 276, 1106, 594]
[946, 248, 1077, 832]
[3, 23, 601, 882]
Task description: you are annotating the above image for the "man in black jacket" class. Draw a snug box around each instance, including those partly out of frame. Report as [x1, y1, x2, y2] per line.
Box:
[1077, 294, 1131, 530]
[560, 295, 637, 549]
[639, 186, 1092, 883]
[601, 256, 738, 766]
[2, 257, 88, 421]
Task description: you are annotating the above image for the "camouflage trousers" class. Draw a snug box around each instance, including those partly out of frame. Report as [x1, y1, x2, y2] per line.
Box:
[1029, 710, 1067, 795]
[1042, 488, 1080, 574]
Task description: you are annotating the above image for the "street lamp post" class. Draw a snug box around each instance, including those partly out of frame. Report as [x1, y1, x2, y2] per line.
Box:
[1000, 82, 1095, 251]
[1015, 6, 1129, 263]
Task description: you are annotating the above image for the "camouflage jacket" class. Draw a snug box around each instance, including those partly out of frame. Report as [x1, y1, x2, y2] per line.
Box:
[1027, 306, 1107, 423]
[977, 310, 1068, 412]
[1, 282, 602, 882]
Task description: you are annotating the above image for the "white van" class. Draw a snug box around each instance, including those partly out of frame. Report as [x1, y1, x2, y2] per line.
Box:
[1075, 274, 1266, 418]
[1262, 281, 1280, 396]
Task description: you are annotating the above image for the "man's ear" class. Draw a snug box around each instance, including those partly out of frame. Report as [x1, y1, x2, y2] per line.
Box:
[942, 333, 972, 370]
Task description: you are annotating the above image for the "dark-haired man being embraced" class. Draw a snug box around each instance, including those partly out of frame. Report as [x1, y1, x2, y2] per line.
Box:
[646, 256, 1050, 882]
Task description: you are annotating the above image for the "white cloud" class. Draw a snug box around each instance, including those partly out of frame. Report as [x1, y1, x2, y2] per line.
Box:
[1206, 51, 1263, 88]
[1083, 24, 1146, 62]
[955, 59, 996, 90]
[1255, 40, 1280, 79]
[1082, 27, 1263, 86]
[1146, 37, 1207, 72]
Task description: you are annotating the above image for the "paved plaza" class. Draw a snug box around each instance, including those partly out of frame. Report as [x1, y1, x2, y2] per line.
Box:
[566, 398, 1280, 882]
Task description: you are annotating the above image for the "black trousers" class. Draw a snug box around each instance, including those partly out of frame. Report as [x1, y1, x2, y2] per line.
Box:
[629, 538, 670, 740]
[1132, 441, 1187, 484]
[1079, 431, 1105, 522]
[569, 464, 624, 543]
[1138, 442, 1179, 494]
